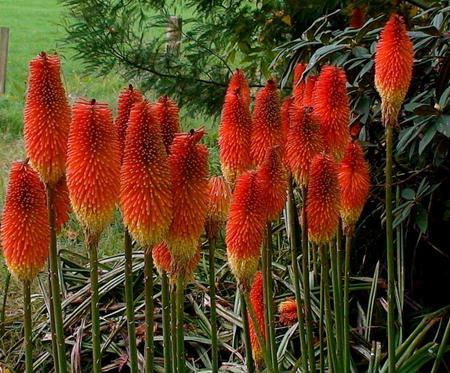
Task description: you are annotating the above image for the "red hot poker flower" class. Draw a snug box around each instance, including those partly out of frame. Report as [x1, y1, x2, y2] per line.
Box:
[24, 52, 71, 185]
[115, 85, 143, 164]
[219, 85, 252, 184]
[67, 99, 121, 235]
[120, 101, 173, 248]
[313, 65, 350, 161]
[1, 162, 49, 281]
[293, 62, 307, 106]
[280, 96, 294, 146]
[256, 147, 288, 221]
[168, 129, 209, 272]
[279, 299, 298, 326]
[53, 177, 71, 233]
[338, 141, 370, 233]
[152, 95, 180, 154]
[303, 75, 317, 107]
[375, 14, 413, 127]
[248, 271, 266, 368]
[250, 80, 282, 166]
[226, 171, 266, 287]
[307, 153, 340, 244]
[350, 7, 365, 28]
[206, 176, 232, 240]
[226, 69, 251, 109]
[286, 106, 323, 186]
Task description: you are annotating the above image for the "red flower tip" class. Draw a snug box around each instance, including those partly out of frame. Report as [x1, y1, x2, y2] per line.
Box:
[338, 141, 370, 232]
[152, 95, 180, 154]
[257, 147, 288, 221]
[1, 162, 49, 281]
[168, 128, 209, 272]
[53, 177, 71, 233]
[227, 69, 251, 109]
[120, 101, 173, 247]
[293, 62, 307, 105]
[24, 53, 71, 185]
[307, 153, 340, 244]
[313, 65, 350, 160]
[303, 75, 317, 107]
[350, 7, 365, 28]
[279, 299, 298, 326]
[226, 171, 266, 286]
[115, 85, 143, 163]
[250, 80, 282, 166]
[286, 106, 323, 186]
[375, 14, 413, 126]
[281, 96, 294, 146]
[219, 81, 252, 184]
[206, 176, 232, 239]
[67, 99, 121, 235]
[350, 122, 362, 138]
[248, 271, 266, 367]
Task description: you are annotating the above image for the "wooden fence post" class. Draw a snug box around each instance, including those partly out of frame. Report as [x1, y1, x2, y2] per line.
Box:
[0, 27, 9, 95]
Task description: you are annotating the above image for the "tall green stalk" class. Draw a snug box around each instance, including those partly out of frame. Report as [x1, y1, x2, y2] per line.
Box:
[23, 280, 33, 373]
[263, 222, 278, 372]
[385, 125, 396, 373]
[175, 276, 185, 373]
[343, 234, 352, 373]
[319, 245, 337, 373]
[431, 316, 450, 373]
[161, 272, 173, 373]
[208, 236, 219, 373]
[46, 185, 67, 373]
[0, 272, 10, 337]
[144, 248, 154, 373]
[319, 266, 325, 373]
[301, 185, 316, 373]
[123, 230, 138, 373]
[87, 232, 101, 373]
[287, 182, 308, 372]
[239, 291, 255, 373]
[171, 284, 178, 373]
[47, 268, 60, 373]
[329, 242, 344, 372]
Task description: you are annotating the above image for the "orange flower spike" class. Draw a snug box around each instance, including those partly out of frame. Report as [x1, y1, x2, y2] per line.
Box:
[303, 75, 317, 107]
[115, 85, 143, 163]
[67, 99, 121, 235]
[226, 69, 251, 109]
[250, 79, 283, 166]
[1, 162, 49, 281]
[350, 7, 365, 28]
[293, 62, 307, 105]
[279, 299, 298, 326]
[53, 177, 71, 233]
[307, 153, 340, 244]
[375, 14, 413, 127]
[313, 65, 351, 161]
[257, 147, 288, 221]
[248, 271, 266, 367]
[286, 106, 323, 186]
[153, 95, 180, 154]
[168, 129, 209, 268]
[226, 171, 267, 287]
[338, 141, 370, 232]
[23, 52, 71, 185]
[280, 96, 294, 145]
[120, 101, 173, 248]
[219, 85, 252, 183]
[206, 176, 232, 239]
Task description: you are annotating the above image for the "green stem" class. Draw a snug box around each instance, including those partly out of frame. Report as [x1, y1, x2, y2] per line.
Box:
[0, 272, 10, 337]
[301, 185, 316, 373]
[239, 291, 255, 373]
[47, 265, 60, 373]
[343, 234, 352, 373]
[144, 248, 154, 373]
[208, 237, 219, 373]
[320, 245, 337, 373]
[329, 242, 344, 372]
[171, 284, 178, 373]
[161, 272, 173, 373]
[124, 230, 138, 373]
[87, 232, 101, 373]
[385, 125, 396, 373]
[176, 276, 185, 373]
[244, 291, 274, 373]
[264, 222, 278, 372]
[46, 184, 67, 373]
[287, 182, 308, 372]
[431, 316, 450, 373]
[319, 266, 324, 373]
[23, 281, 33, 373]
